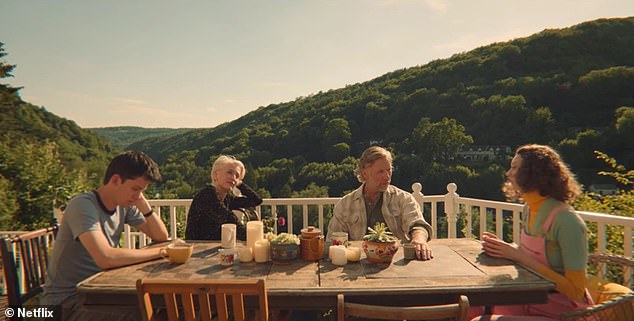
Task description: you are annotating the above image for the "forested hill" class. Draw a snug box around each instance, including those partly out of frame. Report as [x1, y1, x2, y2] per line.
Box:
[130, 17, 634, 200]
[1, 44, 115, 228]
[89, 126, 194, 150]
[0, 92, 114, 174]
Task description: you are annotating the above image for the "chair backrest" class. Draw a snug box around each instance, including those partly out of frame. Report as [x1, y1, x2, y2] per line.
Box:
[136, 279, 269, 321]
[337, 294, 470, 321]
[0, 225, 59, 307]
[588, 252, 634, 288]
[560, 294, 634, 321]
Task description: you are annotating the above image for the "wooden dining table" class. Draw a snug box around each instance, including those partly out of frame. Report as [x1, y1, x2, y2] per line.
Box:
[77, 238, 554, 315]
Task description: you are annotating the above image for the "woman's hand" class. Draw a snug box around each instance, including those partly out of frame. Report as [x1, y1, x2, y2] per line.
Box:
[481, 231, 520, 261]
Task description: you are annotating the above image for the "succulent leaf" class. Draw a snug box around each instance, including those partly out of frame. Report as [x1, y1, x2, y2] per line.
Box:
[363, 222, 395, 242]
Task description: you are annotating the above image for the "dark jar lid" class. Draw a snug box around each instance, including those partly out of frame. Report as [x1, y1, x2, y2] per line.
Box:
[300, 226, 322, 238]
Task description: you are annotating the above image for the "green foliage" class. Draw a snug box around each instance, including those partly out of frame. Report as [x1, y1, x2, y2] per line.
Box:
[159, 150, 209, 198]
[0, 102, 113, 183]
[595, 151, 634, 187]
[0, 42, 19, 93]
[0, 176, 19, 228]
[123, 17, 634, 200]
[363, 222, 396, 243]
[5, 18, 634, 232]
[0, 139, 93, 229]
[574, 152, 633, 259]
[89, 126, 193, 150]
[268, 232, 300, 245]
[0, 42, 116, 229]
[410, 117, 473, 163]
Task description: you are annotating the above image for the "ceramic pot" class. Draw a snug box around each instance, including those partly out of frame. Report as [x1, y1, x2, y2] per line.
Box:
[300, 226, 324, 260]
[362, 240, 398, 263]
[270, 243, 299, 263]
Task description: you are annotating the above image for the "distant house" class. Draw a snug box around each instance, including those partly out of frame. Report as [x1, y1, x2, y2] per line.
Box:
[588, 184, 618, 195]
[457, 145, 512, 162]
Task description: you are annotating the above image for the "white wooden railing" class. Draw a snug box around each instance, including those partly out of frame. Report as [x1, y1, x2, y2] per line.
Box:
[2, 182, 632, 294]
[133, 182, 634, 257]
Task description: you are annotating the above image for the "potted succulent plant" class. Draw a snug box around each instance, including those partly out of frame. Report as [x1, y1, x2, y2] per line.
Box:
[268, 232, 300, 263]
[362, 222, 399, 263]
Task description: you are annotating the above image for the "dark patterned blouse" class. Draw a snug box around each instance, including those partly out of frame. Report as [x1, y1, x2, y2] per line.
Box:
[184, 183, 262, 241]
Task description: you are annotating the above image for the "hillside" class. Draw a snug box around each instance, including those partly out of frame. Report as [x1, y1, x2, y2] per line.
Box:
[1, 42, 116, 228]
[89, 126, 194, 150]
[129, 17, 634, 199]
[0, 97, 114, 174]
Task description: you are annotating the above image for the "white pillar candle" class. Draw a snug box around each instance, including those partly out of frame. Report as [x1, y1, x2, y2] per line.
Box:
[346, 246, 361, 262]
[329, 245, 346, 261]
[254, 239, 269, 263]
[247, 221, 264, 251]
[331, 246, 348, 266]
[237, 246, 253, 263]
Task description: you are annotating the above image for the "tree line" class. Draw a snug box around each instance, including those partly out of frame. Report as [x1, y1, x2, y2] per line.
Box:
[2, 17, 634, 230]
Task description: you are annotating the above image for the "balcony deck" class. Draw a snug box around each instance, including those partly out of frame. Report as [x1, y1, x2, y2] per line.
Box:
[1, 182, 633, 296]
[134, 183, 633, 254]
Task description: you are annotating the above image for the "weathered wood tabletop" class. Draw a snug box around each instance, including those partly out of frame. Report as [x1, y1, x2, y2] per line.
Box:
[77, 238, 554, 309]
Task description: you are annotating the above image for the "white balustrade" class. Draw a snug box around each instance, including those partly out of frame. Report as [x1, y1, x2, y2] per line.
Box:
[136, 183, 634, 258]
[2, 183, 631, 298]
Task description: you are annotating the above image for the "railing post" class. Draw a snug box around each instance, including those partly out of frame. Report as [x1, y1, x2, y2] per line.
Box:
[170, 205, 178, 240]
[122, 205, 132, 248]
[444, 183, 459, 238]
[411, 183, 424, 208]
[411, 183, 435, 239]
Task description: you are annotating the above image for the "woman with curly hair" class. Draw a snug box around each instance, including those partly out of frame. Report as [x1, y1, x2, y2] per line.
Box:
[473, 144, 593, 321]
[185, 155, 262, 241]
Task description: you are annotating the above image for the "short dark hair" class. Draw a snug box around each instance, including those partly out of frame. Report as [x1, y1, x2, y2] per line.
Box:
[103, 151, 161, 185]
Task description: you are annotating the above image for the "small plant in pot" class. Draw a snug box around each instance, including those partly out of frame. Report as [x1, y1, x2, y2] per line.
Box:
[268, 232, 300, 263]
[362, 223, 398, 263]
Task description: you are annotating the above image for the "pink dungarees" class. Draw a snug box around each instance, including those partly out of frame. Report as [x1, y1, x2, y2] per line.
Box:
[494, 204, 593, 319]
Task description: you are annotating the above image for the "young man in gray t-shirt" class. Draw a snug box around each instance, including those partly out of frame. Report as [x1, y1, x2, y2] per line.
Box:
[42, 151, 169, 319]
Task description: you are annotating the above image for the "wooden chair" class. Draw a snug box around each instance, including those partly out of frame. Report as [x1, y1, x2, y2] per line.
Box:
[559, 253, 634, 321]
[587, 252, 634, 288]
[136, 278, 269, 321]
[337, 294, 470, 321]
[560, 294, 634, 321]
[0, 225, 59, 310]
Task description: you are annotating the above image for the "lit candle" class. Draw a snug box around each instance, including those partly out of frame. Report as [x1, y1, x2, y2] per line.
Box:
[346, 246, 361, 262]
[254, 239, 269, 263]
[237, 246, 253, 263]
[247, 221, 264, 251]
[331, 246, 347, 266]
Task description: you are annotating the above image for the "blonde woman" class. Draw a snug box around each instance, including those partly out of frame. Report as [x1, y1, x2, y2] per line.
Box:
[185, 155, 262, 240]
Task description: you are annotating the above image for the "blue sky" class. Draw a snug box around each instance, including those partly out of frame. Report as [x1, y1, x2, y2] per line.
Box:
[1, 1, 633, 128]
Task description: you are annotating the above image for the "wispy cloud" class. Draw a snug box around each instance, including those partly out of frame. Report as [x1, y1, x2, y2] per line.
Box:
[112, 97, 148, 105]
[206, 107, 218, 112]
[424, 0, 447, 14]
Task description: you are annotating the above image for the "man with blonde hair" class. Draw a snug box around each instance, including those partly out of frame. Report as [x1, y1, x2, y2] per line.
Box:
[327, 146, 433, 260]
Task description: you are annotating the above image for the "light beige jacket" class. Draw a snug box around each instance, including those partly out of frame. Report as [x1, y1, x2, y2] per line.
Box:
[326, 184, 431, 242]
